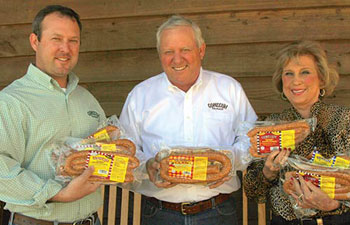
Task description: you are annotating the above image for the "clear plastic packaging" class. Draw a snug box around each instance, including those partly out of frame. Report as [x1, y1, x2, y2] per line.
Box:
[154, 146, 234, 189]
[280, 155, 350, 219]
[49, 115, 141, 187]
[238, 118, 317, 163]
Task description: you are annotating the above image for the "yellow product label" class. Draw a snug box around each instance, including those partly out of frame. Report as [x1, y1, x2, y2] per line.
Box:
[333, 157, 350, 169]
[281, 130, 295, 150]
[192, 157, 208, 181]
[88, 153, 113, 178]
[313, 153, 333, 167]
[100, 144, 117, 151]
[93, 129, 111, 142]
[110, 156, 129, 182]
[320, 176, 335, 199]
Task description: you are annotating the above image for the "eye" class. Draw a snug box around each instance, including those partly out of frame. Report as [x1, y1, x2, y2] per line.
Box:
[163, 50, 174, 55]
[301, 70, 311, 75]
[283, 71, 294, 76]
[52, 37, 61, 41]
[182, 48, 191, 52]
[69, 39, 79, 44]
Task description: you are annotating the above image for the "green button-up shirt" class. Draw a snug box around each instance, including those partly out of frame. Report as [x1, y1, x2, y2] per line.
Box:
[0, 64, 106, 222]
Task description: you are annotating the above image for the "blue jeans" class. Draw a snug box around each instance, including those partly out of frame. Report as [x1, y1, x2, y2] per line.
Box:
[141, 195, 238, 225]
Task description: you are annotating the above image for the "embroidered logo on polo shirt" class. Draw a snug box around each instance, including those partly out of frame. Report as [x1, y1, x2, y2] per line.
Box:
[87, 111, 100, 119]
[207, 103, 228, 111]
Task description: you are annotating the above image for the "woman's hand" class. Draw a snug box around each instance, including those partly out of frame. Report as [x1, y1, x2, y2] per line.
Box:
[291, 174, 340, 211]
[263, 148, 291, 181]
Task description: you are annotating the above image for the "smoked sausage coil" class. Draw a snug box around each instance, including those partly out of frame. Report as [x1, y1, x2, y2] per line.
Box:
[159, 151, 232, 184]
[63, 150, 139, 182]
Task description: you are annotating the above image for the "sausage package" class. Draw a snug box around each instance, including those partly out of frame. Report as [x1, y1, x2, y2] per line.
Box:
[280, 155, 350, 219]
[49, 115, 141, 186]
[239, 118, 316, 162]
[85, 115, 124, 143]
[154, 147, 234, 189]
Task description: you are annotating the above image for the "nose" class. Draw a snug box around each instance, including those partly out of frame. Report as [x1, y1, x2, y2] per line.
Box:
[292, 74, 303, 85]
[59, 41, 70, 53]
[173, 51, 183, 64]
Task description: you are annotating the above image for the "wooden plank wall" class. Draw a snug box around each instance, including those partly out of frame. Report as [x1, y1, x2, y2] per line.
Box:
[1, 1, 349, 225]
[1, 0, 350, 117]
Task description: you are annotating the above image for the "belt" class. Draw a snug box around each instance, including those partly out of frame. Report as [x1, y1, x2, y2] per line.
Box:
[146, 193, 231, 215]
[13, 212, 98, 225]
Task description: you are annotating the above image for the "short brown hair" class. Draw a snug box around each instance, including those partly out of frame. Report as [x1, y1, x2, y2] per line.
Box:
[272, 40, 339, 97]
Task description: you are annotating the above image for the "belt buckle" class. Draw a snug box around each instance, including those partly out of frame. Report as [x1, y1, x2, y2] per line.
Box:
[181, 202, 191, 215]
[316, 218, 323, 225]
[72, 215, 94, 225]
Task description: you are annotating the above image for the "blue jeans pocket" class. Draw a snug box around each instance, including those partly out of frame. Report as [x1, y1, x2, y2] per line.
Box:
[215, 197, 237, 216]
[142, 200, 159, 218]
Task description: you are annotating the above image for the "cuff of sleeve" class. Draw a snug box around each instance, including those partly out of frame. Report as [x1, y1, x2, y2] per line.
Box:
[260, 170, 278, 187]
[32, 179, 62, 208]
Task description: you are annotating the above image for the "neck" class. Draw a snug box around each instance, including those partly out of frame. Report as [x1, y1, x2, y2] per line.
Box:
[54, 77, 68, 88]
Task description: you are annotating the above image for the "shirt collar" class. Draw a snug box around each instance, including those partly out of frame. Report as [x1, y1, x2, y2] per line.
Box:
[165, 67, 203, 93]
[26, 63, 79, 93]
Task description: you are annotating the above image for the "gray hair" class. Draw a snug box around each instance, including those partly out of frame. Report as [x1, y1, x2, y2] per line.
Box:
[156, 15, 205, 52]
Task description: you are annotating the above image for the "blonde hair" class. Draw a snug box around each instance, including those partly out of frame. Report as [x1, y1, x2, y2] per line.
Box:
[272, 40, 339, 97]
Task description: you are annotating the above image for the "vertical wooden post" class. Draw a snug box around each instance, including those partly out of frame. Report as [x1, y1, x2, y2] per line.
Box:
[242, 170, 248, 225]
[133, 193, 142, 225]
[108, 186, 117, 225]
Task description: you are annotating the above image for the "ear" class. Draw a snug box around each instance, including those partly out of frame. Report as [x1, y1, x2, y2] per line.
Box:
[199, 43, 206, 60]
[29, 33, 39, 52]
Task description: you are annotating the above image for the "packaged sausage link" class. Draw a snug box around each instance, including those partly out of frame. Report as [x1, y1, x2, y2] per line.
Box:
[280, 155, 350, 219]
[238, 118, 317, 162]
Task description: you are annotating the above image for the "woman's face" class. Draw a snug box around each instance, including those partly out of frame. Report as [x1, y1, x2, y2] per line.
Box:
[282, 55, 322, 113]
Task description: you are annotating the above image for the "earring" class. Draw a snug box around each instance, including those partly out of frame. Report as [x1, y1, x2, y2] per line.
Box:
[281, 92, 288, 101]
[320, 89, 326, 97]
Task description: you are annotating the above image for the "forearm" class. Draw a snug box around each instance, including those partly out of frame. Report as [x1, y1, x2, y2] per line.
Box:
[0, 158, 62, 207]
[243, 161, 276, 202]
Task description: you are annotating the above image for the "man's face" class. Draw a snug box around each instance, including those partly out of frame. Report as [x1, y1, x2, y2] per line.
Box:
[159, 26, 206, 92]
[30, 12, 80, 83]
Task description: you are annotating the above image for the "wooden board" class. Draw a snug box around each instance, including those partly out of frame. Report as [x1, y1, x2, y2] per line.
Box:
[1, 41, 350, 85]
[2, 8, 350, 57]
[1, 0, 350, 25]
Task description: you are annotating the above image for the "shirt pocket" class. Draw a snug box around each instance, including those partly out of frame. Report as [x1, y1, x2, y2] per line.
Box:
[202, 112, 235, 144]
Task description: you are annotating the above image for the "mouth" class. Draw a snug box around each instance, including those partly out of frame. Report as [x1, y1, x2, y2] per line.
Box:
[56, 56, 70, 62]
[291, 89, 306, 95]
[172, 65, 187, 71]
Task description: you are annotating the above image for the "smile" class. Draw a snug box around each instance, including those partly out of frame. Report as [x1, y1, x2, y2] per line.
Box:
[56, 57, 70, 62]
[173, 65, 187, 71]
[292, 89, 305, 95]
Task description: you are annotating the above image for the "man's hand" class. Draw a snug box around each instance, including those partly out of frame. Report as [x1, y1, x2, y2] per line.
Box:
[146, 158, 175, 188]
[50, 166, 101, 202]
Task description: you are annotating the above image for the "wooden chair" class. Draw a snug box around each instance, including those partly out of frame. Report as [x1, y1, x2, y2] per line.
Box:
[99, 171, 267, 225]
[98, 186, 142, 225]
[242, 170, 267, 225]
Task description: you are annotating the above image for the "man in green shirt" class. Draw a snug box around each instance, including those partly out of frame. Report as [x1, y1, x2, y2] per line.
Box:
[0, 5, 105, 225]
